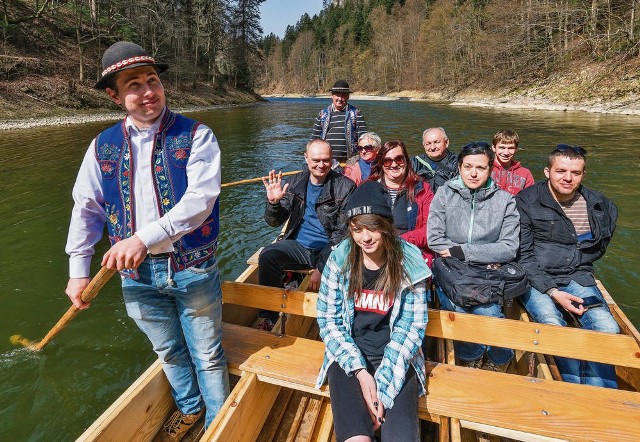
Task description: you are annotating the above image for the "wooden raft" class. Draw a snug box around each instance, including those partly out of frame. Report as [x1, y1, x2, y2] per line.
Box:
[78, 279, 640, 441]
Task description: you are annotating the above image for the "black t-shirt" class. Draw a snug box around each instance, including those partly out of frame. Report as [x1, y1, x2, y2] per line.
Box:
[353, 266, 394, 364]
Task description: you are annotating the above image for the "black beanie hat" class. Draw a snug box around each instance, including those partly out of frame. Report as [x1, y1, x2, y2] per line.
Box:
[344, 181, 393, 221]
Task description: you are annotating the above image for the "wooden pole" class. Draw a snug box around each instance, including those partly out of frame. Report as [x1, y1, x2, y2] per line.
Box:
[11, 266, 116, 351]
[221, 170, 301, 188]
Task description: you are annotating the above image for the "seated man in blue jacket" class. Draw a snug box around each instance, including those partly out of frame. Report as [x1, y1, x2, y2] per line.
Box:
[258, 139, 355, 329]
[516, 144, 619, 388]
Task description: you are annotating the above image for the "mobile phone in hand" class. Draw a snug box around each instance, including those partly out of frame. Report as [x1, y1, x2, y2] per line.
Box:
[571, 295, 603, 309]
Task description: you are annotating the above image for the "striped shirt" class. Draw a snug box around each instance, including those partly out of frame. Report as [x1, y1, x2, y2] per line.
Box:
[386, 186, 400, 205]
[312, 107, 367, 160]
[559, 193, 591, 237]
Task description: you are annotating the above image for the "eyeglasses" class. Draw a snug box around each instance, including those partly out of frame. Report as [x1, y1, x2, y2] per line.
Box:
[357, 144, 375, 152]
[382, 155, 406, 168]
[554, 144, 587, 156]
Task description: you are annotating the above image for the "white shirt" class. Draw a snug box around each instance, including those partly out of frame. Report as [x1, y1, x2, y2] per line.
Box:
[66, 111, 221, 278]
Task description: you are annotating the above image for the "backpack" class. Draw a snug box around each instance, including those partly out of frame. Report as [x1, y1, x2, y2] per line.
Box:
[433, 257, 529, 307]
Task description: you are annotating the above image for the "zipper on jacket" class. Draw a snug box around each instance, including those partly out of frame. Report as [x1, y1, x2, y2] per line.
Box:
[467, 189, 477, 244]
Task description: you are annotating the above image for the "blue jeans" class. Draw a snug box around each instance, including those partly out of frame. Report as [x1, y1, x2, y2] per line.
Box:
[522, 281, 619, 388]
[122, 256, 230, 427]
[436, 286, 514, 365]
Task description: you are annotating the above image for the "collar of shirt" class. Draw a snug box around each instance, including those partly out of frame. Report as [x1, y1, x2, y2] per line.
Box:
[125, 107, 166, 138]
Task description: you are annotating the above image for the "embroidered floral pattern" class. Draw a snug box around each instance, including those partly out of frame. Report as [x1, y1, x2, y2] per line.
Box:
[101, 163, 113, 174]
[97, 112, 219, 272]
[167, 133, 192, 168]
[105, 205, 123, 244]
[173, 148, 188, 160]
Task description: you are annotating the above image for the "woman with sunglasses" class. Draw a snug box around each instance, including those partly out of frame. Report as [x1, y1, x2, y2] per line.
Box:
[316, 181, 430, 441]
[367, 140, 435, 267]
[344, 132, 382, 185]
[427, 142, 520, 372]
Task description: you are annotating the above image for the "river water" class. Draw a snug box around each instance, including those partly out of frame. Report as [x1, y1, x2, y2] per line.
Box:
[0, 98, 638, 440]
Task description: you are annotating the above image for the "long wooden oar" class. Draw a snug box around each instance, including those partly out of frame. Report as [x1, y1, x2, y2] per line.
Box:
[11, 266, 116, 351]
[221, 170, 301, 188]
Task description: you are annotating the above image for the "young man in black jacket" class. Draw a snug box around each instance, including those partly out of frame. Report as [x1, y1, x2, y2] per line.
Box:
[258, 139, 355, 329]
[516, 145, 619, 388]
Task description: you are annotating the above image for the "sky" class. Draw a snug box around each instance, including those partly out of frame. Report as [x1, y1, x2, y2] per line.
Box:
[260, 0, 325, 38]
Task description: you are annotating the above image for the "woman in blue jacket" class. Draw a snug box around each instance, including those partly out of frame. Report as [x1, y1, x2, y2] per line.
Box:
[316, 181, 431, 442]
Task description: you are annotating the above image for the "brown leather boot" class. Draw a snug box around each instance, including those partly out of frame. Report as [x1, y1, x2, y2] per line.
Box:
[482, 359, 510, 373]
[154, 409, 204, 442]
[456, 357, 483, 369]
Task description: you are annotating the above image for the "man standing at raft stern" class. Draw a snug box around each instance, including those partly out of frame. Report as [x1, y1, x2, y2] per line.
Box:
[258, 139, 355, 330]
[410, 127, 458, 192]
[65, 41, 229, 440]
[517, 145, 619, 388]
[312, 80, 367, 161]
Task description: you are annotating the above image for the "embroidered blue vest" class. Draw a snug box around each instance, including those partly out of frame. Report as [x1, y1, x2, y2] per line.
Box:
[318, 103, 359, 154]
[95, 110, 219, 272]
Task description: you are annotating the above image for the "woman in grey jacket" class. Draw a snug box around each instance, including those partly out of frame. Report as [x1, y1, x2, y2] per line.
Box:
[427, 142, 520, 372]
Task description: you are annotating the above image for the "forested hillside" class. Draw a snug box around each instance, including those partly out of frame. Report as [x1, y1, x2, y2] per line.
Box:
[0, 0, 266, 119]
[259, 0, 640, 109]
[3, 0, 640, 120]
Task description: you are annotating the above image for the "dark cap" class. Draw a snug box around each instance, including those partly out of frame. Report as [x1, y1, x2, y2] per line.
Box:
[95, 41, 169, 89]
[330, 80, 352, 94]
[344, 181, 393, 221]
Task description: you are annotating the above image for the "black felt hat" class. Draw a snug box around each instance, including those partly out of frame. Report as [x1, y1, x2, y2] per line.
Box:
[95, 41, 169, 89]
[329, 80, 352, 93]
[344, 181, 393, 221]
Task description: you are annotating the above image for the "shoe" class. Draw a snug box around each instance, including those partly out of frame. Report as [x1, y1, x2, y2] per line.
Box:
[482, 359, 510, 373]
[456, 357, 483, 369]
[257, 318, 275, 332]
[154, 409, 204, 442]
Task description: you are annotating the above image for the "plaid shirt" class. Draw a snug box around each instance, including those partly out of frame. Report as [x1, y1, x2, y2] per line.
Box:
[315, 239, 431, 409]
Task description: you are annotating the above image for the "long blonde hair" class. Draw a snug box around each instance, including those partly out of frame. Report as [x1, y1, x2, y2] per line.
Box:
[345, 214, 407, 303]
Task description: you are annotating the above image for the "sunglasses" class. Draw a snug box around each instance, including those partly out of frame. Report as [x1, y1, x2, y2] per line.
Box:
[554, 144, 587, 156]
[356, 144, 375, 152]
[382, 154, 406, 168]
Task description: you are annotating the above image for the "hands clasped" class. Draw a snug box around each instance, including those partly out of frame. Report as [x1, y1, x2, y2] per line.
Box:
[356, 369, 385, 430]
[262, 170, 289, 204]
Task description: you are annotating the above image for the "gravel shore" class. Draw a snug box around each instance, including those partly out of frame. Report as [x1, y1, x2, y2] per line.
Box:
[265, 93, 640, 115]
[0, 112, 125, 131]
[0, 103, 255, 131]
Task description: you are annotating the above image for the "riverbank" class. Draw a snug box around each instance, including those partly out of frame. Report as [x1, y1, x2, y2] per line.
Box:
[0, 103, 260, 131]
[0, 76, 263, 131]
[264, 92, 640, 116]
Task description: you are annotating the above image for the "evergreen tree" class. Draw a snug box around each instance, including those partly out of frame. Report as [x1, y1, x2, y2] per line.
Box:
[229, 0, 265, 88]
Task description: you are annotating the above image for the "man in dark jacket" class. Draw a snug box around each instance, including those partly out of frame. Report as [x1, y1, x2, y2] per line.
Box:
[516, 145, 619, 388]
[258, 139, 356, 328]
[410, 127, 458, 192]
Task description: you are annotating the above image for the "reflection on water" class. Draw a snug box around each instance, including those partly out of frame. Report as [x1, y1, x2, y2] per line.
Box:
[0, 98, 638, 440]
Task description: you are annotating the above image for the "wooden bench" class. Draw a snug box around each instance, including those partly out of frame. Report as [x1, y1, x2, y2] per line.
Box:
[78, 279, 640, 442]
[206, 281, 640, 442]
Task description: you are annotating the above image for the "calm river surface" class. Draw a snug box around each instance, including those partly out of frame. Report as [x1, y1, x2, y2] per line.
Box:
[1, 98, 638, 440]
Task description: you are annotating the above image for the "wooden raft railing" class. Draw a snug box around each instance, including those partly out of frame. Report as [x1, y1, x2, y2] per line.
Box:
[207, 281, 640, 442]
[78, 279, 640, 442]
